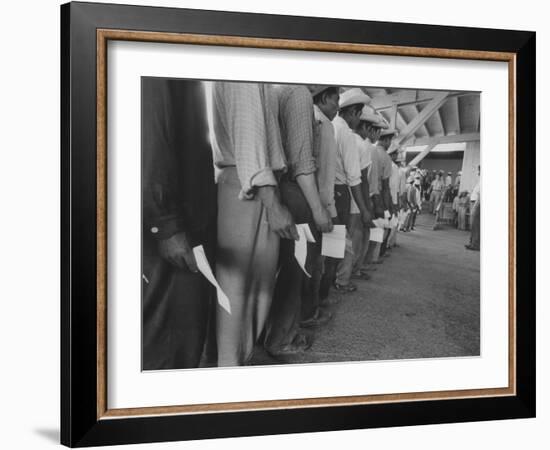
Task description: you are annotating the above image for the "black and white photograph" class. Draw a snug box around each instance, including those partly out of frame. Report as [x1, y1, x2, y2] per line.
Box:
[141, 78, 481, 370]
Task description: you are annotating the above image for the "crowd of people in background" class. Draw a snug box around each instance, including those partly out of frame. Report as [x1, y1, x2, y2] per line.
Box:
[141, 79, 481, 371]
[404, 165, 480, 246]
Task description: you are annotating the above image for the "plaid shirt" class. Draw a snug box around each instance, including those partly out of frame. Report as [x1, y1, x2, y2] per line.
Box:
[273, 85, 316, 180]
[211, 82, 286, 199]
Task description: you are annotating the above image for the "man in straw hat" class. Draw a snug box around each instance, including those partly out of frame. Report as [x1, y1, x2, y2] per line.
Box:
[364, 125, 397, 263]
[264, 84, 334, 357]
[301, 85, 342, 317]
[330, 88, 372, 293]
[387, 145, 405, 249]
[348, 104, 385, 280]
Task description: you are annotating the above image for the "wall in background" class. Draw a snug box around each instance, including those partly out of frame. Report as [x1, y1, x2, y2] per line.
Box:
[460, 141, 481, 193]
[406, 151, 464, 175]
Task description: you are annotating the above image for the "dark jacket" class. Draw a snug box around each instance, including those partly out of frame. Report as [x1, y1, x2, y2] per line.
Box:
[142, 78, 216, 245]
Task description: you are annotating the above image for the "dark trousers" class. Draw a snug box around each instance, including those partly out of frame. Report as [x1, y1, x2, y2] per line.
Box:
[470, 201, 480, 248]
[334, 184, 351, 226]
[301, 240, 323, 320]
[142, 227, 215, 370]
[320, 184, 350, 298]
[264, 179, 318, 350]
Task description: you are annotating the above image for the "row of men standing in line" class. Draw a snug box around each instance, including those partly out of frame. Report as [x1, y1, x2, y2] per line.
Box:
[141, 79, 406, 370]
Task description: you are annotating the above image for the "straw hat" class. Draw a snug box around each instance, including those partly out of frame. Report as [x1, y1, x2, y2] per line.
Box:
[380, 127, 398, 137]
[339, 88, 371, 109]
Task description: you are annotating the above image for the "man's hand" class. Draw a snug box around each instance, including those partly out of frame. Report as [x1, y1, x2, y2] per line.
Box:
[371, 194, 384, 218]
[312, 206, 333, 233]
[265, 201, 299, 240]
[361, 209, 373, 227]
[258, 186, 299, 240]
[158, 232, 198, 272]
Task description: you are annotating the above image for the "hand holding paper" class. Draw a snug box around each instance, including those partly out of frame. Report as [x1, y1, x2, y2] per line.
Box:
[321, 224, 346, 258]
[193, 245, 231, 314]
[294, 224, 316, 277]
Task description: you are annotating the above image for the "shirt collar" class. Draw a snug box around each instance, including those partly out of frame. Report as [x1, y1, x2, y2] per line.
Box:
[313, 104, 331, 123]
[333, 114, 350, 130]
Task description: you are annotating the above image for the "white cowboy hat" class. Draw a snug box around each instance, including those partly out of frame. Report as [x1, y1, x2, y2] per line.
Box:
[380, 127, 398, 137]
[339, 87, 371, 109]
[359, 105, 383, 125]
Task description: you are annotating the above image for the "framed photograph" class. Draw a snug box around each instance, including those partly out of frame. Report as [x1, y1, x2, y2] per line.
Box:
[61, 1, 535, 447]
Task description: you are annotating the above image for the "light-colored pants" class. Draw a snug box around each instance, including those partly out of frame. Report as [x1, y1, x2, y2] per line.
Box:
[215, 168, 280, 366]
[336, 213, 362, 286]
[430, 190, 442, 214]
[365, 238, 381, 264]
[388, 225, 398, 248]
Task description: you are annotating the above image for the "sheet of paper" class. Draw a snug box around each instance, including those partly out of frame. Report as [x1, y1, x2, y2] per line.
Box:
[193, 245, 231, 314]
[321, 224, 346, 258]
[294, 223, 316, 278]
[372, 218, 388, 228]
[370, 227, 385, 243]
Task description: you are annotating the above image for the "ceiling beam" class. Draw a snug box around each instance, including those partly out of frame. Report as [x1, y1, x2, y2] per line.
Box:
[390, 103, 398, 129]
[389, 91, 450, 153]
[455, 96, 461, 134]
[403, 132, 480, 147]
[365, 88, 408, 134]
[371, 91, 477, 111]
[414, 103, 430, 138]
[408, 141, 440, 167]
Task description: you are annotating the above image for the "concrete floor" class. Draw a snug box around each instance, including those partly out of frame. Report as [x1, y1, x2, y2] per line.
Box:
[249, 211, 480, 366]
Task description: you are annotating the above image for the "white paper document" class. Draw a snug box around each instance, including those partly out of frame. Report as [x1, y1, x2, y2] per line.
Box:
[370, 227, 385, 243]
[295, 223, 316, 277]
[193, 245, 231, 314]
[321, 224, 346, 258]
[372, 218, 388, 228]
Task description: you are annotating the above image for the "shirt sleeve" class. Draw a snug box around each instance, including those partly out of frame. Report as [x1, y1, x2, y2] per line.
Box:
[340, 131, 362, 187]
[316, 121, 337, 216]
[382, 153, 393, 180]
[367, 148, 380, 196]
[356, 138, 372, 170]
[217, 83, 278, 196]
[279, 87, 316, 179]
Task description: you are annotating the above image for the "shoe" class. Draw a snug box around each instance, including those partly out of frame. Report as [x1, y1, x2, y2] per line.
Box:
[352, 270, 371, 280]
[300, 309, 333, 329]
[320, 296, 340, 307]
[465, 244, 480, 251]
[334, 282, 357, 293]
[266, 333, 312, 357]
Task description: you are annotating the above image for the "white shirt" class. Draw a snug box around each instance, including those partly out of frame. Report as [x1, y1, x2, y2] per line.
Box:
[389, 162, 401, 204]
[332, 115, 362, 187]
[349, 135, 373, 214]
[470, 181, 480, 203]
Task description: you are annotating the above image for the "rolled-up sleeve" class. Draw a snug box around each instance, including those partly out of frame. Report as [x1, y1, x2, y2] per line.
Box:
[279, 87, 316, 179]
[341, 132, 362, 187]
